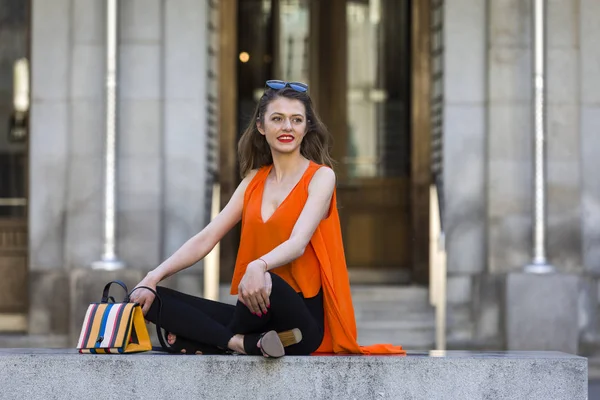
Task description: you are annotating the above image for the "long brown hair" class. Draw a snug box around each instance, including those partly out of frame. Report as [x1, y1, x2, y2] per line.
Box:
[237, 86, 334, 178]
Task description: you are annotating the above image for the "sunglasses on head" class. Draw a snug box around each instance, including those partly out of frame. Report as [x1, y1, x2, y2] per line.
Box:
[265, 80, 308, 93]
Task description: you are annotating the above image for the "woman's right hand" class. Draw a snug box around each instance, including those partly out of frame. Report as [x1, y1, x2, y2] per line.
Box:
[130, 274, 159, 316]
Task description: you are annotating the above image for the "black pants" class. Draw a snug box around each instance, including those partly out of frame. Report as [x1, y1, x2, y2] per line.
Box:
[145, 272, 324, 355]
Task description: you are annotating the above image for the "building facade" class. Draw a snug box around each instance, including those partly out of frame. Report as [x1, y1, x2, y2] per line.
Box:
[0, 0, 599, 355]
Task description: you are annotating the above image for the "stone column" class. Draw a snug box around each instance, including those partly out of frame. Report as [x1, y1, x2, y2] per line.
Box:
[581, 1, 600, 272]
[505, 0, 581, 354]
[487, 0, 533, 274]
[162, 0, 210, 295]
[544, 0, 582, 270]
[116, 0, 163, 269]
[443, 0, 487, 345]
[63, 0, 105, 268]
[28, 0, 73, 337]
[29, 0, 71, 272]
[580, 0, 600, 349]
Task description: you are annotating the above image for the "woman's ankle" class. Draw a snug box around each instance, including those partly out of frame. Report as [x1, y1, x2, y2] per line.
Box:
[227, 334, 246, 354]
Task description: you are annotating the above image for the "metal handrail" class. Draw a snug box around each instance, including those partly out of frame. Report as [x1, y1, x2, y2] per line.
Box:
[429, 183, 446, 351]
[203, 182, 221, 301]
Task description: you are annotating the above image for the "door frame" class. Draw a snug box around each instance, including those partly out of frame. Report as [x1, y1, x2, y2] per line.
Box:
[410, 0, 432, 285]
[218, 0, 240, 283]
[0, 0, 32, 331]
[218, 0, 432, 285]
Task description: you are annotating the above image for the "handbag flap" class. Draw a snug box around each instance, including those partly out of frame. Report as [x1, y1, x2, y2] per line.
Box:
[77, 302, 137, 350]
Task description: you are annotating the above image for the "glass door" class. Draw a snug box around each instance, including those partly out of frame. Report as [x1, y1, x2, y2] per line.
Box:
[340, 0, 412, 283]
[237, 0, 309, 122]
[0, 0, 29, 332]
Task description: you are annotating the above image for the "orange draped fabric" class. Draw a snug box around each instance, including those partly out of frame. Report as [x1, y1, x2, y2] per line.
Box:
[231, 161, 405, 355]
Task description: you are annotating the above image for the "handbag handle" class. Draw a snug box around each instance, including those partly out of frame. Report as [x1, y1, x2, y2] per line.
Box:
[101, 280, 129, 303]
[128, 286, 176, 353]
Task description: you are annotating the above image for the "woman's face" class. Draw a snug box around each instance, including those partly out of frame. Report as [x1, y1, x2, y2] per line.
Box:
[257, 97, 308, 155]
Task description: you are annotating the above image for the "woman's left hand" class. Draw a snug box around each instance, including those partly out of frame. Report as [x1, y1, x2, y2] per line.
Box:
[238, 261, 270, 315]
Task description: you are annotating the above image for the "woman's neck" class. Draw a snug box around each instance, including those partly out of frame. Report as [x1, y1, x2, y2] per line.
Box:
[270, 152, 309, 182]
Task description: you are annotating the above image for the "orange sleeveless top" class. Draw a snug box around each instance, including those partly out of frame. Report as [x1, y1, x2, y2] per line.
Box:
[230, 161, 405, 355]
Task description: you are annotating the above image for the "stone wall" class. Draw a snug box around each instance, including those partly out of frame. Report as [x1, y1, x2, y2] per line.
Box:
[486, 0, 533, 274]
[581, 0, 600, 273]
[444, 0, 600, 352]
[546, 0, 582, 271]
[580, 0, 600, 351]
[442, 0, 488, 346]
[28, 0, 211, 335]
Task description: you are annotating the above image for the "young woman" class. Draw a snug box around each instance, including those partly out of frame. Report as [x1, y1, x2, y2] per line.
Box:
[130, 80, 405, 357]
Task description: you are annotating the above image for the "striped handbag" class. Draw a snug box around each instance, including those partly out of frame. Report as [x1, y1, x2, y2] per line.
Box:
[76, 280, 153, 354]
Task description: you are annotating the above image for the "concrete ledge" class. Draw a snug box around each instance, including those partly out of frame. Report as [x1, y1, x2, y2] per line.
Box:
[0, 349, 587, 399]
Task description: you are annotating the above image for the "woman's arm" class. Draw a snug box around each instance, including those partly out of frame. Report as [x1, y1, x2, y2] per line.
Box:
[131, 170, 258, 315]
[146, 169, 258, 284]
[256, 166, 336, 270]
[238, 167, 336, 314]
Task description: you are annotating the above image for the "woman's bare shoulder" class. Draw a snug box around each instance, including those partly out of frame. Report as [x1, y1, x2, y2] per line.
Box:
[315, 165, 335, 178]
[309, 166, 336, 192]
[235, 168, 261, 194]
[243, 168, 260, 182]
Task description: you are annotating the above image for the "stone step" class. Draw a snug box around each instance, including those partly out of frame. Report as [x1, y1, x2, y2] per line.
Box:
[0, 349, 587, 399]
[350, 285, 430, 303]
[352, 286, 435, 347]
[0, 334, 69, 349]
[352, 286, 434, 318]
[358, 329, 435, 349]
[357, 318, 436, 349]
[353, 301, 433, 315]
[354, 304, 435, 321]
[357, 315, 436, 330]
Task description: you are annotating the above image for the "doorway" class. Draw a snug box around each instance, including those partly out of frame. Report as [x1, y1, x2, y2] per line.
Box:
[220, 0, 430, 285]
[0, 0, 30, 332]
